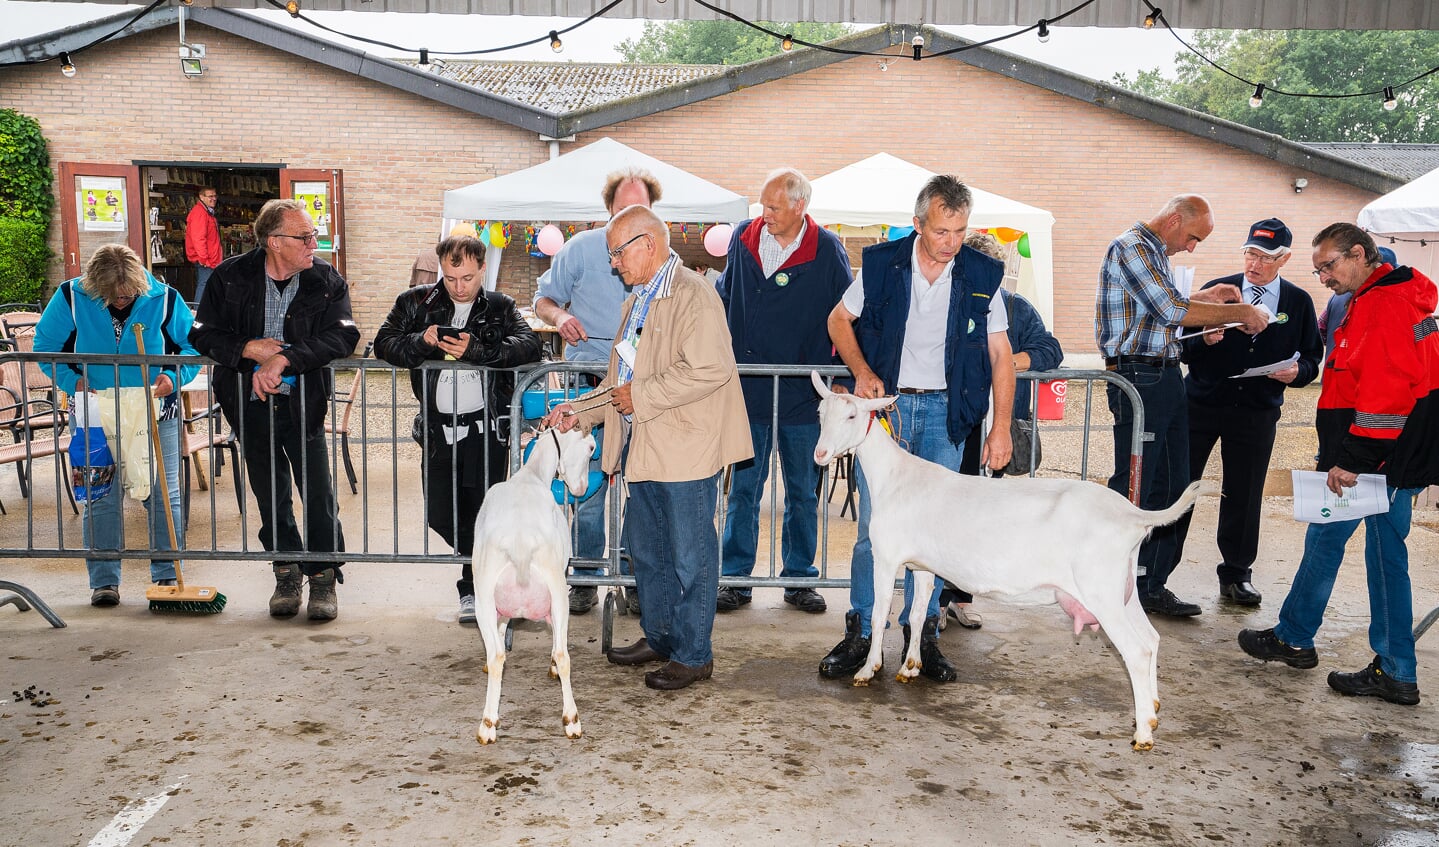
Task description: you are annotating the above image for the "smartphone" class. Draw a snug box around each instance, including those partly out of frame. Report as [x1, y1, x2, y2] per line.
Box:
[436, 326, 462, 341]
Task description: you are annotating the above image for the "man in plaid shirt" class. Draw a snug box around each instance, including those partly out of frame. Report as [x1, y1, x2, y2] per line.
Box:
[1095, 194, 1268, 617]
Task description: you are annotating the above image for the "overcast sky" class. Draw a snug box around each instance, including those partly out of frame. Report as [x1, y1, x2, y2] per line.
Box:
[1, 1, 1189, 83]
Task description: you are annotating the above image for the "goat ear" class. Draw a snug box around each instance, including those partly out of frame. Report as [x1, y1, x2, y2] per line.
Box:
[810, 370, 832, 398]
[858, 396, 895, 414]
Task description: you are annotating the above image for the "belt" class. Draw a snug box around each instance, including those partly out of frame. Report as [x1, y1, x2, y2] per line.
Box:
[897, 387, 944, 394]
[1104, 355, 1179, 371]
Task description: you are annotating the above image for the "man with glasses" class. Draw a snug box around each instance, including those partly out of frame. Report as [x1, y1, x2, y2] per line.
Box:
[544, 205, 751, 691]
[1171, 219, 1322, 608]
[191, 199, 360, 622]
[1095, 194, 1269, 618]
[533, 168, 661, 616]
[1240, 222, 1438, 707]
[185, 186, 222, 304]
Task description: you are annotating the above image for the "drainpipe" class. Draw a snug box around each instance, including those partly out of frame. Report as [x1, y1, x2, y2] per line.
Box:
[539, 134, 576, 160]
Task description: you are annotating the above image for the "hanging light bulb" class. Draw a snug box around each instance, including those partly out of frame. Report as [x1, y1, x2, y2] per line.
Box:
[418, 48, 429, 65]
[1144, 8, 1162, 28]
[1037, 19, 1050, 43]
[1249, 83, 1265, 109]
[781, 33, 794, 52]
[285, 0, 300, 17]
[911, 33, 924, 61]
[878, 59, 889, 72]
[549, 30, 563, 53]
[1383, 86, 1398, 111]
[59, 52, 77, 77]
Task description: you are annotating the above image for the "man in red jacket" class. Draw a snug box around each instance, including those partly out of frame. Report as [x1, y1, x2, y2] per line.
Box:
[185, 186, 222, 304]
[1240, 222, 1439, 706]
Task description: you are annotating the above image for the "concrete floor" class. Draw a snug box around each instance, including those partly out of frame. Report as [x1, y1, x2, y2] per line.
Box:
[2, 491, 1437, 846]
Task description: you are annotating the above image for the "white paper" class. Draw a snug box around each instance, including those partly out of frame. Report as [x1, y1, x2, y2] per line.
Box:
[1230, 351, 1300, 379]
[1292, 471, 1390, 523]
[1171, 265, 1195, 299]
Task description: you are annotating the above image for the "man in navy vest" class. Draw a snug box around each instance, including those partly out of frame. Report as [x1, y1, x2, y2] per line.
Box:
[715, 168, 852, 615]
[1173, 218, 1322, 607]
[819, 174, 1016, 683]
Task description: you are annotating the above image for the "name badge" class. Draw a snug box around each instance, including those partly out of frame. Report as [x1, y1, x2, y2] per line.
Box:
[775, 273, 790, 287]
[615, 337, 638, 368]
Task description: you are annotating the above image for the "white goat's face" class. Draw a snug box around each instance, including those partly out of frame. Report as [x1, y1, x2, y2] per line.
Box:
[810, 371, 894, 466]
[555, 428, 596, 498]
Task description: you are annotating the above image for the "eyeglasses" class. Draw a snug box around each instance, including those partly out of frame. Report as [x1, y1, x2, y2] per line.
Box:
[1311, 254, 1345, 279]
[607, 232, 649, 259]
[1242, 250, 1281, 265]
[272, 230, 320, 245]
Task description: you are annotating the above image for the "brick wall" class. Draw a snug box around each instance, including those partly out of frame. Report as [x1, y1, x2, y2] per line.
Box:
[0, 23, 1378, 354]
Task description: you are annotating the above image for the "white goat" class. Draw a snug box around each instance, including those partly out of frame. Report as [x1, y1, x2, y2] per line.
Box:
[809, 372, 1207, 750]
[473, 426, 596, 745]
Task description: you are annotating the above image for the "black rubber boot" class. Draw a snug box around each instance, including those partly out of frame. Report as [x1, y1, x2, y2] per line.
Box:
[819, 610, 874, 679]
[901, 615, 959, 683]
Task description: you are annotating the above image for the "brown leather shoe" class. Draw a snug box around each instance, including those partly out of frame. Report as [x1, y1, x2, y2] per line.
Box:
[607, 637, 667, 666]
[644, 660, 713, 690]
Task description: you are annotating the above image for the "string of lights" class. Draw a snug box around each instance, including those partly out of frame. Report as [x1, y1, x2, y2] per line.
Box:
[0, 0, 169, 71]
[1139, 1, 1438, 110]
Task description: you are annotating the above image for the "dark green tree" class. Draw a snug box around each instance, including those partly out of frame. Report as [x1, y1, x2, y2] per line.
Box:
[1112, 30, 1439, 142]
[617, 20, 852, 65]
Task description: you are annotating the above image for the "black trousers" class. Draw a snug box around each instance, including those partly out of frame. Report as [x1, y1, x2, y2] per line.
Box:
[238, 395, 345, 577]
[1171, 401, 1281, 585]
[422, 426, 508, 598]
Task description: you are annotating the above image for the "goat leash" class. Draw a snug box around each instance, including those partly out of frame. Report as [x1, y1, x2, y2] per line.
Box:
[560, 385, 616, 416]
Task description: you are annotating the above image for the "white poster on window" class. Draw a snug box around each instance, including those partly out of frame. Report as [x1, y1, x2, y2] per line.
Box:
[79, 176, 127, 231]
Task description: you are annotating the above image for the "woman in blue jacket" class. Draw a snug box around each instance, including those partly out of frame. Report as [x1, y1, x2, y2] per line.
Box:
[35, 244, 200, 607]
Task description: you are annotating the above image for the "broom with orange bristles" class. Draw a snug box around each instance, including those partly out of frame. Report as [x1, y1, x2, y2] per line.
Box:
[133, 323, 227, 614]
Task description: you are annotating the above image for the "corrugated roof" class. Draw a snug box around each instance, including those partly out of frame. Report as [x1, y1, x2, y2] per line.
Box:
[396, 60, 725, 113]
[1303, 143, 1439, 183]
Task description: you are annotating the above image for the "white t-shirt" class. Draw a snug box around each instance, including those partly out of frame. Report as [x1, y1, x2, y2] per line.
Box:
[436, 301, 485, 443]
[840, 241, 1008, 389]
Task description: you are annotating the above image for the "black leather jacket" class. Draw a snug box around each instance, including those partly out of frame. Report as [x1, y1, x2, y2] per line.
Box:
[372, 283, 541, 433]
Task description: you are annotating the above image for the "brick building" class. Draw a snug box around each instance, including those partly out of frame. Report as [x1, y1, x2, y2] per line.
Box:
[0, 8, 1407, 356]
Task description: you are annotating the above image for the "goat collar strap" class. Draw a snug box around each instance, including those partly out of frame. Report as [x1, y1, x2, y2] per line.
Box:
[549, 427, 561, 473]
[865, 411, 895, 437]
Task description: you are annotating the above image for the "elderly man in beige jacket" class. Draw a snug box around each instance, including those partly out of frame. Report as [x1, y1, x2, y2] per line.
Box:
[547, 205, 752, 691]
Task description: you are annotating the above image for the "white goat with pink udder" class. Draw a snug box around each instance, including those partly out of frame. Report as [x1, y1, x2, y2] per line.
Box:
[472, 426, 596, 745]
[809, 372, 1209, 750]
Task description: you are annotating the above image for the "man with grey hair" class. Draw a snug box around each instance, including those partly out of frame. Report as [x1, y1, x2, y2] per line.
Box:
[534, 167, 661, 616]
[191, 198, 359, 622]
[1096, 193, 1268, 618]
[714, 167, 851, 614]
[819, 174, 1016, 684]
[545, 205, 751, 691]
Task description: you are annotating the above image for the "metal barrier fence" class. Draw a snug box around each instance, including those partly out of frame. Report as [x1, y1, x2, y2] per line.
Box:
[0, 351, 1145, 641]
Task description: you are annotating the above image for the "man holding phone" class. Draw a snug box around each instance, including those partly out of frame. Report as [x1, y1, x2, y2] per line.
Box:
[374, 235, 541, 624]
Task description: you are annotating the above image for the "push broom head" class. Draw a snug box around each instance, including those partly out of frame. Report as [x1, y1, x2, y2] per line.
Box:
[146, 582, 227, 614]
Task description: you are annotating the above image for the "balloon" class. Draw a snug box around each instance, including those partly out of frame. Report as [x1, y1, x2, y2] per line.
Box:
[477, 222, 492, 247]
[887, 225, 914, 242]
[703, 223, 733, 258]
[1017, 232, 1031, 258]
[536, 224, 564, 256]
[449, 222, 477, 238]
[992, 227, 1023, 244]
[489, 221, 509, 249]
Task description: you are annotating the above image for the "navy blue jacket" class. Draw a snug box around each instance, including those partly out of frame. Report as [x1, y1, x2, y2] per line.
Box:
[718, 216, 852, 424]
[1180, 273, 1322, 410]
[1003, 289, 1064, 421]
[856, 235, 1004, 443]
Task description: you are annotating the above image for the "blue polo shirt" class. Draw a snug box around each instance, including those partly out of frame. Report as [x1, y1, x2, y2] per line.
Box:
[535, 227, 633, 364]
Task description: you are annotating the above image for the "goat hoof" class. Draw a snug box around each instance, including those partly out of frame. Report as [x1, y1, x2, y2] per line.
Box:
[851, 677, 871, 688]
[477, 723, 498, 745]
[1132, 738, 1154, 752]
[564, 715, 583, 739]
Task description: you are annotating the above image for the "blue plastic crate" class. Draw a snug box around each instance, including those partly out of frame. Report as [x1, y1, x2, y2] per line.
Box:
[521, 388, 570, 419]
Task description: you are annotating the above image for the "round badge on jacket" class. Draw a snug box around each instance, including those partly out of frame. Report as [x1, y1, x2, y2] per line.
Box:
[775, 273, 789, 287]
[1275, 312, 1289, 324]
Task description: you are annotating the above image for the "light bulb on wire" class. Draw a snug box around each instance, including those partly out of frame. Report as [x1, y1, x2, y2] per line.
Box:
[285, 0, 300, 17]
[1383, 86, 1398, 111]
[1249, 83, 1265, 109]
[781, 34, 794, 52]
[1037, 20, 1050, 43]
[1144, 8, 1162, 28]
[59, 52, 76, 77]
[549, 30, 563, 53]
[911, 34, 924, 61]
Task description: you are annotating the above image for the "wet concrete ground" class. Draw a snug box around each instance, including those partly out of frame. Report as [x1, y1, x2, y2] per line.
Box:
[2, 490, 1437, 846]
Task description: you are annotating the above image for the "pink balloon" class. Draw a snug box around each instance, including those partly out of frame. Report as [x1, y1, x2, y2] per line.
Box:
[537, 224, 564, 256]
[703, 224, 733, 258]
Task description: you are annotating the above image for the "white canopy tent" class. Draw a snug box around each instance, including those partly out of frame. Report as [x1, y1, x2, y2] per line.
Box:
[807, 153, 1058, 325]
[1357, 164, 1439, 285]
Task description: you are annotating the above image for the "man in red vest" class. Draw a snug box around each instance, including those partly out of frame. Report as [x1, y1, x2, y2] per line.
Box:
[185, 186, 222, 304]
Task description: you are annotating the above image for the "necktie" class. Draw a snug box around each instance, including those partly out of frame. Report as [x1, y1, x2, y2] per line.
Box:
[1250, 286, 1265, 305]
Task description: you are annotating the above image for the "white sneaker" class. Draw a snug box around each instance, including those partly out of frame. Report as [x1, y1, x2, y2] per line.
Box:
[458, 595, 477, 625]
[946, 602, 983, 630]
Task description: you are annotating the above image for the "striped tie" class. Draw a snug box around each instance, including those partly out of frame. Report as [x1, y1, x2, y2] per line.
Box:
[1250, 286, 1265, 305]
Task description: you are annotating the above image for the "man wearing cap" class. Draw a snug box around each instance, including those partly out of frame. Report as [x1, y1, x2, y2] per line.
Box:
[1171, 219, 1323, 606]
[1095, 194, 1270, 618]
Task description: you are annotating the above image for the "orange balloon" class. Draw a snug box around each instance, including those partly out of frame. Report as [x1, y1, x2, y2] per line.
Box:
[991, 227, 1023, 243]
[450, 222, 478, 238]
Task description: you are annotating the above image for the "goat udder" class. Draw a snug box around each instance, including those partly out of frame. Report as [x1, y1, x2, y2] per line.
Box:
[494, 579, 555, 622]
[1056, 591, 1102, 635]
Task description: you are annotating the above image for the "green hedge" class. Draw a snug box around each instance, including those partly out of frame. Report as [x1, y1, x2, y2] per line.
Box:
[0, 109, 53, 226]
[0, 217, 51, 304]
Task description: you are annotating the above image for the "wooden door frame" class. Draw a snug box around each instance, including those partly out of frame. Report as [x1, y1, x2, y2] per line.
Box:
[279, 168, 345, 277]
[58, 162, 145, 279]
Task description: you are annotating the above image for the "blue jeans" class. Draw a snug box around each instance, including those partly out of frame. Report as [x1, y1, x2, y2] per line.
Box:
[850, 393, 968, 636]
[720, 422, 821, 594]
[1275, 486, 1421, 683]
[624, 472, 721, 667]
[81, 418, 183, 588]
[1106, 363, 1189, 597]
[194, 264, 214, 305]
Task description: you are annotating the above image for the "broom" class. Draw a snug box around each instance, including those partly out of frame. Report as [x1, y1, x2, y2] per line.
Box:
[134, 323, 227, 614]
